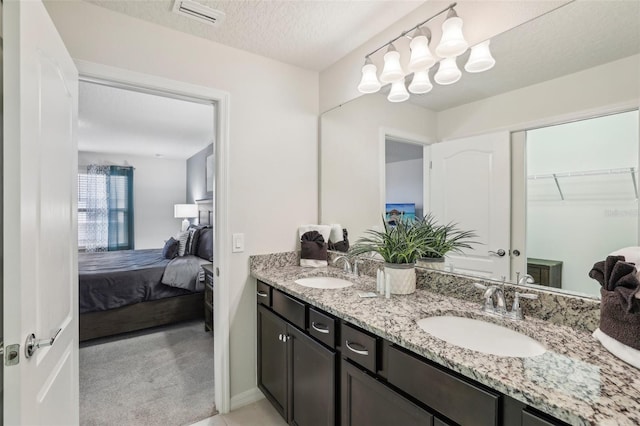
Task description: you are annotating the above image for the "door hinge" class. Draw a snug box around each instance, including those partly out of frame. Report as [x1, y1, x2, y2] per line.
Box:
[429, 161, 433, 169]
[4, 343, 20, 366]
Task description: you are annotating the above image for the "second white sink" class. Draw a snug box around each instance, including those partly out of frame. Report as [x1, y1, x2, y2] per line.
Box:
[416, 315, 546, 358]
[295, 277, 354, 289]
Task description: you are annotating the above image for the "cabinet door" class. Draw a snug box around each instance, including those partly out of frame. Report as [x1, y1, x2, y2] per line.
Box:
[257, 305, 288, 420]
[289, 326, 336, 426]
[342, 359, 433, 426]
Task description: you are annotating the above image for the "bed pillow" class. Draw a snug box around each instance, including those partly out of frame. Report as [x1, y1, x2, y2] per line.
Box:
[185, 227, 200, 256]
[176, 231, 189, 256]
[196, 228, 214, 261]
[162, 237, 180, 259]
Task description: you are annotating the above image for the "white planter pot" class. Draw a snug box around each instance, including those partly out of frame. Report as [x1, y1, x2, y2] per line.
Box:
[417, 257, 445, 270]
[384, 263, 416, 295]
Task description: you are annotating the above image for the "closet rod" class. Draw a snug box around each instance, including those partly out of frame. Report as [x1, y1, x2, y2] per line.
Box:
[528, 167, 637, 180]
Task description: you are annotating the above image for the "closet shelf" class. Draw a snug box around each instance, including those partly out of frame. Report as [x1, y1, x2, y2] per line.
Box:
[527, 167, 638, 200]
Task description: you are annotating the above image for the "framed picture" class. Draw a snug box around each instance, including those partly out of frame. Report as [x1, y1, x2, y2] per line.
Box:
[206, 154, 213, 192]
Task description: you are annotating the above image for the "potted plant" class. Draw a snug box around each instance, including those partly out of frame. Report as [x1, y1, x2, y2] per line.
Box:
[350, 218, 429, 295]
[414, 213, 477, 270]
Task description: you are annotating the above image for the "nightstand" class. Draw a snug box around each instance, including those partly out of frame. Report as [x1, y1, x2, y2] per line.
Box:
[202, 263, 214, 331]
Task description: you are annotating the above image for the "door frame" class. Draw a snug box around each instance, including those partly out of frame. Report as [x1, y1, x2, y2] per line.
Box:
[378, 127, 433, 221]
[74, 60, 231, 413]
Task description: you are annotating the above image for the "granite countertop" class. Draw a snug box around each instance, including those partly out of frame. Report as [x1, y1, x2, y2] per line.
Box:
[251, 263, 640, 426]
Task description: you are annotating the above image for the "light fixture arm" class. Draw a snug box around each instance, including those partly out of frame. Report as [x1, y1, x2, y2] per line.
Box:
[364, 2, 457, 59]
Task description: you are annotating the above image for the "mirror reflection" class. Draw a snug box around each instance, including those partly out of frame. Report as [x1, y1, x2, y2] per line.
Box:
[320, 1, 640, 298]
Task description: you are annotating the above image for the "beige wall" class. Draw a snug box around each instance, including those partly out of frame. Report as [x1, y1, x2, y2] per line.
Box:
[437, 54, 640, 140]
[46, 0, 319, 401]
[78, 151, 187, 249]
[320, 92, 436, 241]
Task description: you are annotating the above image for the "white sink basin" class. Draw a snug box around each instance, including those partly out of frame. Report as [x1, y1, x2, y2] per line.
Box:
[295, 277, 354, 289]
[416, 315, 546, 358]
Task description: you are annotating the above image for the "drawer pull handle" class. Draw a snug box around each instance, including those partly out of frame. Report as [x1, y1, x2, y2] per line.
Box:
[345, 340, 369, 356]
[311, 322, 330, 334]
[257, 291, 268, 298]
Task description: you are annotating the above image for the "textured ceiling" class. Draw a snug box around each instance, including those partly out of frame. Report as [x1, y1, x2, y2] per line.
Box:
[84, 0, 425, 71]
[78, 81, 214, 159]
[394, 0, 640, 111]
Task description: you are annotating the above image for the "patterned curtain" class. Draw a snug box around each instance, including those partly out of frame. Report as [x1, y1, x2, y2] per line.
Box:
[85, 165, 110, 252]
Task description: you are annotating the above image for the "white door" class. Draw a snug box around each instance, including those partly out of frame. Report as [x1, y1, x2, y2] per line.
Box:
[3, 1, 79, 424]
[430, 132, 510, 280]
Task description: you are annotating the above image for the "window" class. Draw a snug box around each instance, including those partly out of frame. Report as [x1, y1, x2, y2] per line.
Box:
[78, 165, 134, 251]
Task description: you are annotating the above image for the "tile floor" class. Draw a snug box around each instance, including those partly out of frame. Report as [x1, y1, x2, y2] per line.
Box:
[190, 398, 287, 426]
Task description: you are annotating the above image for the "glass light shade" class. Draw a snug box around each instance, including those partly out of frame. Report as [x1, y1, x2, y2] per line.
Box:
[464, 40, 496, 73]
[408, 30, 436, 72]
[434, 57, 461, 85]
[435, 16, 468, 58]
[380, 47, 404, 83]
[358, 63, 381, 93]
[408, 69, 433, 94]
[387, 80, 410, 103]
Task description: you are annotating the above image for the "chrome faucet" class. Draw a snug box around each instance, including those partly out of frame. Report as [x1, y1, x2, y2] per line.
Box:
[353, 258, 363, 277]
[517, 273, 535, 286]
[474, 283, 538, 320]
[334, 256, 352, 274]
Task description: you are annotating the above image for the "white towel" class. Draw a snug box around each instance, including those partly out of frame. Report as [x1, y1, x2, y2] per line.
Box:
[593, 328, 640, 369]
[329, 224, 343, 243]
[298, 225, 331, 243]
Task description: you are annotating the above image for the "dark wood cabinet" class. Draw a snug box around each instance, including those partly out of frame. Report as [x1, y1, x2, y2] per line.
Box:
[257, 286, 336, 426]
[527, 258, 562, 288]
[257, 304, 289, 418]
[202, 264, 214, 331]
[289, 326, 336, 426]
[341, 359, 433, 426]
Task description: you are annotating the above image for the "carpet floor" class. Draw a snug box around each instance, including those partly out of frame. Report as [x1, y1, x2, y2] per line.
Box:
[80, 321, 216, 426]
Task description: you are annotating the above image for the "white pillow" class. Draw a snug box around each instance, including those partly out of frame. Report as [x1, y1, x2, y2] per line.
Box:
[176, 231, 189, 256]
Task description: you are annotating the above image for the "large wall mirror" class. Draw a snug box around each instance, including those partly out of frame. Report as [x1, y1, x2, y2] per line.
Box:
[320, 1, 640, 298]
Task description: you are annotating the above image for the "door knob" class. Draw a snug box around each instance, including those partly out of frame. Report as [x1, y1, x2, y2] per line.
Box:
[25, 328, 61, 359]
[489, 249, 506, 257]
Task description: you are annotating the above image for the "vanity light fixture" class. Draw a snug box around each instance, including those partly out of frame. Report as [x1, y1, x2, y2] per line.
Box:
[356, 2, 495, 102]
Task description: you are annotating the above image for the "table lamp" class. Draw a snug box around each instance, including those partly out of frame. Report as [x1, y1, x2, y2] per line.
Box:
[174, 204, 198, 232]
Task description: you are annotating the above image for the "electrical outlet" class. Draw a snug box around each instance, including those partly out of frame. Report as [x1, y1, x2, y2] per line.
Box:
[232, 233, 244, 253]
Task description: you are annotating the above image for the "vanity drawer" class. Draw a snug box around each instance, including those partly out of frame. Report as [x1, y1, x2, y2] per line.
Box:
[341, 322, 377, 373]
[308, 307, 336, 348]
[256, 281, 272, 307]
[272, 289, 306, 330]
[387, 345, 499, 426]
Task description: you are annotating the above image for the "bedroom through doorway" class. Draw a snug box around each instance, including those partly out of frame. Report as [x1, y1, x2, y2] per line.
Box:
[77, 79, 217, 425]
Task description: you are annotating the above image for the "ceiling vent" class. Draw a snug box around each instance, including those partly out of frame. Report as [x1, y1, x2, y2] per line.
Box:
[172, 0, 226, 27]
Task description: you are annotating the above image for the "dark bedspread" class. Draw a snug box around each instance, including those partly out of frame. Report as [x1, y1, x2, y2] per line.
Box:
[79, 249, 193, 314]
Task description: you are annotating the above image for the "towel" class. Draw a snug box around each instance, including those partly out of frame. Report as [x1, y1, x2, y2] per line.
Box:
[593, 328, 640, 369]
[610, 247, 640, 279]
[300, 230, 328, 267]
[588, 255, 634, 291]
[298, 225, 331, 243]
[328, 228, 350, 253]
[329, 224, 344, 243]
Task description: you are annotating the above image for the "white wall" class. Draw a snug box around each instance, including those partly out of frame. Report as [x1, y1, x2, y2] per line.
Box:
[319, 1, 566, 113]
[46, 1, 319, 402]
[321, 92, 435, 241]
[437, 55, 640, 140]
[526, 111, 639, 295]
[386, 159, 423, 217]
[78, 151, 187, 249]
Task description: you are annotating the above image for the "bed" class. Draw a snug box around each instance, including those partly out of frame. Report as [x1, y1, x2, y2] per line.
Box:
[79, 199, 214, 341]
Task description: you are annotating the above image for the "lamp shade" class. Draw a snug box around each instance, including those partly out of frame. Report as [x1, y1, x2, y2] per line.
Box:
[387, 79, 410, 103]
[434, 57, 461, 85]
[408, 69, 433, 94]
[408, 28, 436, 72]
[358, 60, 381, 93]
[435, 12, 468, 58]
[465, 40, 495, 73]
[380, 45, 405, 84]
[174, 204, 198, 218]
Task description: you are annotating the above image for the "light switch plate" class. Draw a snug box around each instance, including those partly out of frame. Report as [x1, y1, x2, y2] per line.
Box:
[232, 233, 244, 253]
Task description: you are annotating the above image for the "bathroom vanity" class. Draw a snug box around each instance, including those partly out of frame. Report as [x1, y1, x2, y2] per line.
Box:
[251, 252, 640, 426]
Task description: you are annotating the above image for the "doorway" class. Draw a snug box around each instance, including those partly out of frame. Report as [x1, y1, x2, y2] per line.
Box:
[77, 78, 217, 425]
[524, 110, 640, 295]
[385, 138, 425, 222]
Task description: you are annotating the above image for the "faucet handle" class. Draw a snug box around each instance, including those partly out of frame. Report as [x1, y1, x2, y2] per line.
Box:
[353, 258, 363, 276]
[473, 282, 488, 291]
[510, 291, 538, 320]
